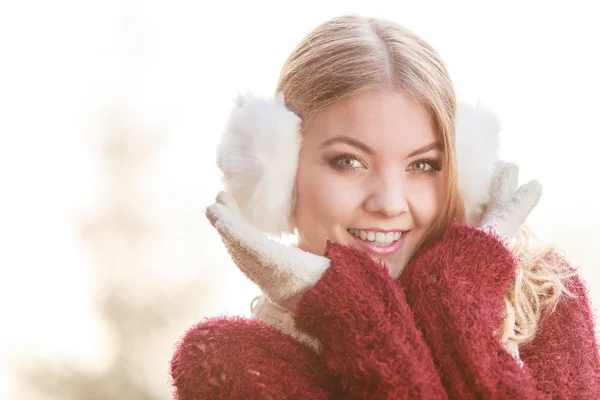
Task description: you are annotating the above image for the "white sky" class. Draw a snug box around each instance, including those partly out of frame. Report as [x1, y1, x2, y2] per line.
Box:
[0, 0, 598, 397]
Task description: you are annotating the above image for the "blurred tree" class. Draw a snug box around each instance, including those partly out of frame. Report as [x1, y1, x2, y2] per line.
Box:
[14, 109, 211, 400]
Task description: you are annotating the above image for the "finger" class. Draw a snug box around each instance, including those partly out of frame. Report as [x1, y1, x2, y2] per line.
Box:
[492, 163, 519, 204]
[205, 202, 221, 229]
[504, 163, 519, 203]
[488, 160, 507, 197]
[492, 160, 508, 180]
[502, 163, 519, 203]
[215, 191, 242, 216]
[507, 179, 543, 223]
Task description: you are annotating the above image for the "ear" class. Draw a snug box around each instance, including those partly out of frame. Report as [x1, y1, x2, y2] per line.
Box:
[455, 101, 501, 224]
[216, 92, 302, 237]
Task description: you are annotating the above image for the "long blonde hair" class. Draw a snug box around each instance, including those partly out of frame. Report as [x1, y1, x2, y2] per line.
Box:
[276, 14, 572, 345]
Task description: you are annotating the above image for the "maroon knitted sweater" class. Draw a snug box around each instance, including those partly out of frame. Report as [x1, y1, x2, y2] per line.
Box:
[170, 223, 600, 399]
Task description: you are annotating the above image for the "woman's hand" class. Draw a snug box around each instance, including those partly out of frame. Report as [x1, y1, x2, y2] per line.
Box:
[205, 191, 330, 311]
[402, 161, 542, 301]
[480, 161, 542, 241]
[398, 161, 542, 381]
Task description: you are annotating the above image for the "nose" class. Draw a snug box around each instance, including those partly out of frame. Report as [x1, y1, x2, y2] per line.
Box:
[363, 174, 409, 218]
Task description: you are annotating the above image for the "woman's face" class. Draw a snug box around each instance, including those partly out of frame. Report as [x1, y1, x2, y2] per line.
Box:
[294, 90, 444, 277]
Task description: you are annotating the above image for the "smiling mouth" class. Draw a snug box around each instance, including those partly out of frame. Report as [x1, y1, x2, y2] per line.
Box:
[347, 228, 403, 247]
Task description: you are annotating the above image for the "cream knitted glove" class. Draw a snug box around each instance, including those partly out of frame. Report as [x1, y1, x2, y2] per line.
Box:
[205, 191, 330, 311]
[480, 161, 542, 241]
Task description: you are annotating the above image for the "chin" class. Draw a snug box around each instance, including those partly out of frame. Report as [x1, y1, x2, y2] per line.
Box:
[386, 258, 408, 279]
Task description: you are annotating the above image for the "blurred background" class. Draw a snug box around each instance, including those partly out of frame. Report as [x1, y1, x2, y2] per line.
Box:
[0, 0, 598, 398]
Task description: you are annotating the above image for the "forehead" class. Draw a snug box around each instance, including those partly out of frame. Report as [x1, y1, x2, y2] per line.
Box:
[304, 90, 438, 154]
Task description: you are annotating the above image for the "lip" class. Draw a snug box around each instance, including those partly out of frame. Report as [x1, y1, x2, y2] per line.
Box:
[348, 229, 408, 256]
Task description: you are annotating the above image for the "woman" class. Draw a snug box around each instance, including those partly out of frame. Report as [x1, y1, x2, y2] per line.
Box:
[170, 15, 600, 399]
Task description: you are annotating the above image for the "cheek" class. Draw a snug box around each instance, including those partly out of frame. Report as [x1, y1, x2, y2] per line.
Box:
[408, 178, 444, 225]
[294, 162, 362, 238]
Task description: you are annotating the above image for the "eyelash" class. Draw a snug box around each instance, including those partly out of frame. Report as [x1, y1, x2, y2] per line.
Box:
[407, 157, 442, 177]
[328, 153, 367, 174]
[328, 154, 441, 176]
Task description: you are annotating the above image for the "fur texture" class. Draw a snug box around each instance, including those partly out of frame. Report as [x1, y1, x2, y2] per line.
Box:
[169, 224, 600, 399]
[455, 101, 501, 224]
[217, 94, 501, 235]
[217, 93, 301, 236]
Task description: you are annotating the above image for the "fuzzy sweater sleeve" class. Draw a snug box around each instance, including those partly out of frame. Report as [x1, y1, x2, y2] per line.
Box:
[295, 242, 448, 399]
[170, 316, 333, 400]
[520, 261, 600, 399]
[398, 222, 543, 399]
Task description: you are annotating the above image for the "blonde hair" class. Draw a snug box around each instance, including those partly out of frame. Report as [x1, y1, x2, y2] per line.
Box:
[501, 228, 575, 344]
[276, 14, 572, 345]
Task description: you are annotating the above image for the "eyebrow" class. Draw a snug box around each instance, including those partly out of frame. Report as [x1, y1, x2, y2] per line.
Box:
[407, 141, 442, 158]
[321, 136, 441, 158]
[320, 136, 374, 155]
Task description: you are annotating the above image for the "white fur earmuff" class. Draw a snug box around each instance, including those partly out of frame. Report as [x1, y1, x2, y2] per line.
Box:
[217, 93, 302, 237]
[454, 101, 501, 224]
[216, 93, 500, 236]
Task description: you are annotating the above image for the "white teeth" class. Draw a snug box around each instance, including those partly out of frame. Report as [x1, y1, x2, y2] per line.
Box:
[348, 228, 403, 246]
